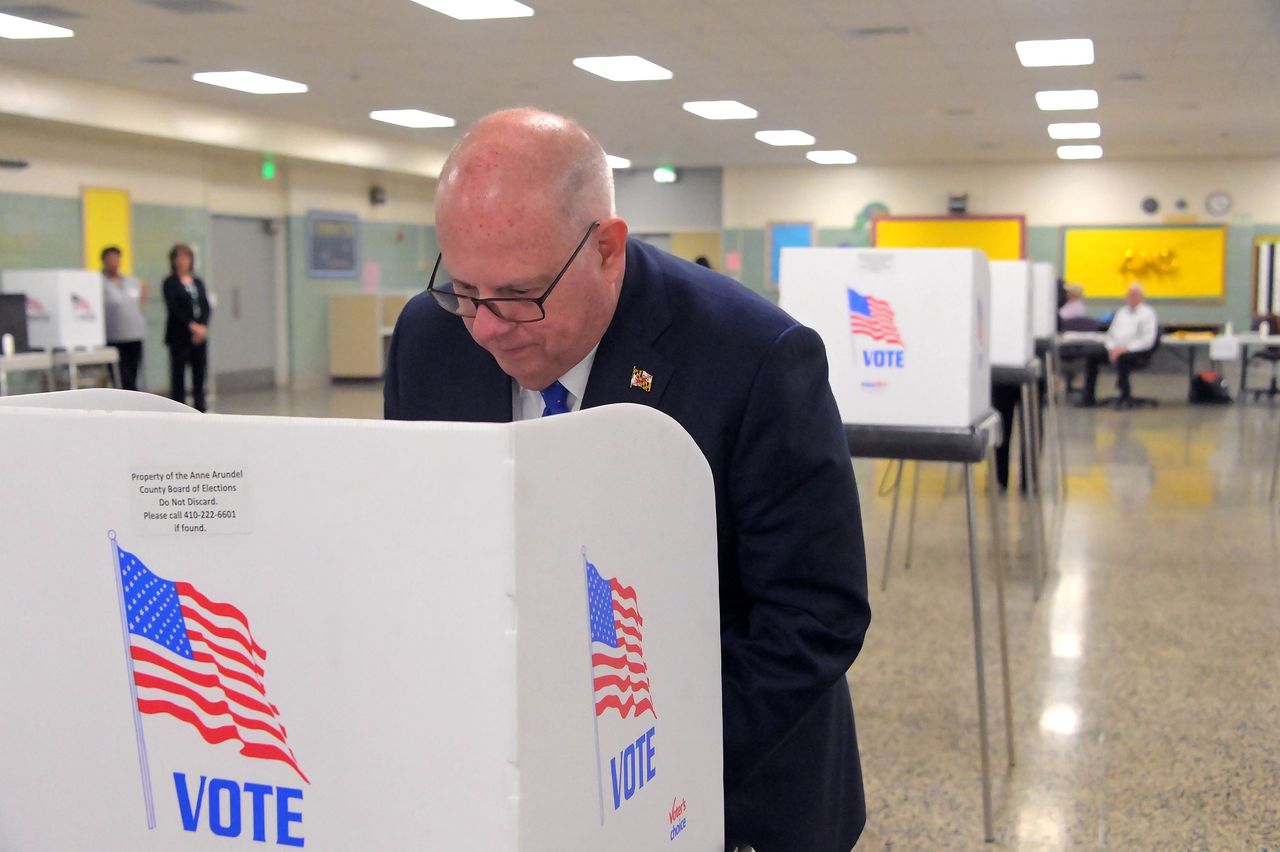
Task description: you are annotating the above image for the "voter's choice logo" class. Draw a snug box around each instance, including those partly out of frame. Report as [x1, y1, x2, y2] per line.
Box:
[109, 533, 308, 843]
[668, 796, 689, 841]
[71, 292, 96, 320]
[25, 297, 49, 321]
[584, 553, 658, 824]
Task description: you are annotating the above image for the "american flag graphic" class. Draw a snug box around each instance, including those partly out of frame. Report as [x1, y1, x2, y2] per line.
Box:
[71, 294, 93, 312]
[847, 288, 904, 347]
[116, 544, 307, 783]
[586, 561, 655, 720]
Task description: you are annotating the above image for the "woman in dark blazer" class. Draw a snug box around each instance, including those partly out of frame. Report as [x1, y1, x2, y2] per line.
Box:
[162, 243, 212, 412]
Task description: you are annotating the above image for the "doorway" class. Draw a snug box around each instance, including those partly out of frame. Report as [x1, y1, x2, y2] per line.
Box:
[210, 215, 280, 392]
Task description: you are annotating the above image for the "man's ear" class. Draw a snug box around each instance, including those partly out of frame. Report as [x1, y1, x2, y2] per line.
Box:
[596, 217, 629, 281]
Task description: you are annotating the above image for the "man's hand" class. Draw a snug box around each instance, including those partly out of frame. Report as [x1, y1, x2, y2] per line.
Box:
[1108, 346, 1128, 363]
[190, 322, 208, 345]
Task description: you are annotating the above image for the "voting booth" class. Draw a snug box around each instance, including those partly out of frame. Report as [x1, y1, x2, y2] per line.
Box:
[0, 269, 106, 350]
[988, 260, 1035, 367]
[0, 392, 724, 851]
[778, 247, 990, 428]
[1030, 262, 1057, 341]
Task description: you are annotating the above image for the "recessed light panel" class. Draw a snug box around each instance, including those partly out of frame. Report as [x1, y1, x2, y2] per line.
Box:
[410, 0, 532, 19]
[193, 71, 307, 94]
[806, 150, 858, 165]
[605, 154, 632, 169]
[1035, 89, 1099, 111]
[1057, 144, 1103, 160]
[682, 100, 757, 120]
[572, 55, 672, 82]
[369, 109, 455, 128]
[755, 130, 815, 146]
[1016, 38, 1094, 67]
[1048, 122, 1101, 140]
[0, 10, 73, 38]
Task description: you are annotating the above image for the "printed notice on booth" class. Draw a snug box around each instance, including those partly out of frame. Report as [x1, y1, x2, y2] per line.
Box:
[130, 466, 252, 536]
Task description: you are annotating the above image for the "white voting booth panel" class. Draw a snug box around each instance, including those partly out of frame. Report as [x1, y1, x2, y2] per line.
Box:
[778, 247, 990, 428]
[0, 396, 723, 851]
[1030, 262, 1057, 340]
[1, 268, 106, 350]
[988, 260, 1035, 367]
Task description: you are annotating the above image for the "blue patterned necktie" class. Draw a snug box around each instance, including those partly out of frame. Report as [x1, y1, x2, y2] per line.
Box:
[540, 381, 571, 417]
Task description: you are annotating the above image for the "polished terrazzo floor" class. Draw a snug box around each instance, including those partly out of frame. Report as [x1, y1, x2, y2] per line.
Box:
[210, 374, 1280, 850]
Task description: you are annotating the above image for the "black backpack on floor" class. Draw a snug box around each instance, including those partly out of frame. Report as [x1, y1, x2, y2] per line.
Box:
[1189, 370, 1232, 404]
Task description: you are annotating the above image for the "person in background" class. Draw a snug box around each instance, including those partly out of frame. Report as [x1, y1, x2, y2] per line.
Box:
[694, 255, 713, 269]
[1079, 283, 1158, 406]
[1059, 283, 1087, 320]
[162, 243, 212, 412]
[100, 246, 147, 391]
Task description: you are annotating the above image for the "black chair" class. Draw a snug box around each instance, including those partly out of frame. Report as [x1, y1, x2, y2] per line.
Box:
[1247, 315, 1280, 402]
[1098, 330, 1161, 409]
[1057, 315, 1104, 397]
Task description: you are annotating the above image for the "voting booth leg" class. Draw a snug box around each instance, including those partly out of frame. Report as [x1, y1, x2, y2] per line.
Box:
[1019, 384, 1047, 600]
[1046, 348, 1069, 501]
[984, 450, 1016, 771]
[963, 463, 996, 843]
[880, 459, 906, 592]
[903, 462, 922, 571]
[1271, 427, 1280, 502]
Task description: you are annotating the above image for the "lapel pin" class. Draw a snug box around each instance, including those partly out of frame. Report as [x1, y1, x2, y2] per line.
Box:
[630, 367, 654, 393]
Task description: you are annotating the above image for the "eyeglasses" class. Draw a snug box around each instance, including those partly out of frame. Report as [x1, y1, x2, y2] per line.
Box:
[426, 221, 601, 323]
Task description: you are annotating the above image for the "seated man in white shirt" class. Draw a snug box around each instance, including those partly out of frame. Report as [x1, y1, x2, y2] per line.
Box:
[1080, 283, 1159, 406]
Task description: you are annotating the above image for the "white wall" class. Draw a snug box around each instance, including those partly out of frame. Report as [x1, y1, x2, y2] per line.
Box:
[723, 157, 1280, 227]
[0, 117, 435, 223]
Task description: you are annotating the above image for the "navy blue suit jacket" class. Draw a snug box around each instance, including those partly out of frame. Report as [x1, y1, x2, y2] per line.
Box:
[386, 239, 870, 851]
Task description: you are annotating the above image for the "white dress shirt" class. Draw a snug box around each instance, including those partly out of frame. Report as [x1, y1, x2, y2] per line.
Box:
[512, 345, 598, 421]
[1106, 302, 1158, 353]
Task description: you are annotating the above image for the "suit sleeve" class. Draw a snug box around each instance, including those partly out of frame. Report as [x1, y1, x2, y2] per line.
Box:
[720, 322, 871, 786]
[162, 277, 192, 327]
[383, 314, 403, 420]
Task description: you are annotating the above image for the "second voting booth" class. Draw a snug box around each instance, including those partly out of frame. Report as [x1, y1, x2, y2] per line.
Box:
[778, 247, 1015, 842]
[0, 394, 724, 851]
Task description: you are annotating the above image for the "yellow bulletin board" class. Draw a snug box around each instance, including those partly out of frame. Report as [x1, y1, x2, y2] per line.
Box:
[1063, 225, 1226, 300]
[81, 187, 134, 274]
[872, 215, 1025, 260]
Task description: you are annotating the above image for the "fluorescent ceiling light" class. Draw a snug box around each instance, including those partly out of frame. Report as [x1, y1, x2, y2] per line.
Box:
[755, 130, 815, 147]
[1016, 38, 1094, 67]
[1048, 122, 1101, 140]
[605, 154, 632, 169]
[683, 100, 757, 120]
[1036, 89, 1098, 111]
[369, 109, 455, 128]
[653, 166, 678, 183]
[409, 0, 533, 19]
[1057, 144, 1103, 160]
[572, 55, 672, 82]
[193, 71, 307, 95]
[806, 150, 858, 165]
[0, 11, 74, 39]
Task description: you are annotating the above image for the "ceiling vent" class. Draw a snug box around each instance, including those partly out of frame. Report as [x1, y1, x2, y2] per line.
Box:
[0, 4, 82, 19]
[848, 25, 910, 38]
[141, 0, 243, 13]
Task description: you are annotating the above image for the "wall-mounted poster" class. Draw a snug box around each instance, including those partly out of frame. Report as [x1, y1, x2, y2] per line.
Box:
[767, 222, 814, 290]
[1063, 225, 1226, 300]
[872, 215, 1025, 260]
[306, 210, 360, 279]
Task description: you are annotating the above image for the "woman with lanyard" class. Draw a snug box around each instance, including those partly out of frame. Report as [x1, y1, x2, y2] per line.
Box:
[161, 243, 212, 412]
